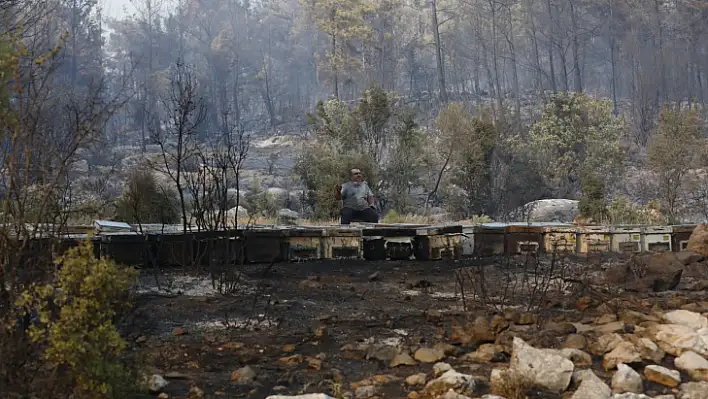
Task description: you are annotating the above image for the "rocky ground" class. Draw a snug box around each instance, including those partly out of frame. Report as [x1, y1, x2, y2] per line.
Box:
[122, 251, 708, 399]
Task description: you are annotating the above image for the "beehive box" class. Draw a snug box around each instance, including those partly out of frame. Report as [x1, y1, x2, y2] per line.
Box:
[506, 224, 545, 255]
[578, 226, 611, 253]
[100, 232, 148, 266]
[321, 226, 362, 259]
[543, 226, 577, 254]
[461, 226, 475, 256]
[149, 232, 197, 267]
[610, 226, 641, 253]
[243, 229, 287, 263]
[413, 225, 463, 260]
[671, 225, 696, 252]
[472, 224, 506, 256]
[362, 226, 416, 260]
[641, 226, 672, 252]
[284, 228, 324, 261]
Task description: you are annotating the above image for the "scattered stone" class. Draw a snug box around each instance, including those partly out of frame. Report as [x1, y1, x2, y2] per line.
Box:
[663, 310, 708, 331]
[391, 352, 418, 367]
[367, 345, 398, 363]
[563, 334, 588, 350]
[589, 333, 625, 355]
[279, 354, 305, 365]
[265, 395, 336, 399]
[354, 385, 376, 399]
[414, 347, 445, 363]
[282, 344, 296, 353]
[611, 363, 643, 394]
[434, 342, 458, 356]
[188, 386, 204, 398]
[597, 314, 619, 324]
[148, 375, 168, 393]
[611, 394, 653, 398]
[172, 327, 186, 336]
[675, 251, 706, 265]
[462, 344, 506, 363]
[405, 373, 426, 386]
[678, 381, 708, 399]
[632, 336, 666, 363]
[423, 369, 477, 397]
[433, 362, 452, 377]
[674, 351, 708, 381]
[231, 366, 257, 384]
[368, 271, 380, 281]
[595, 321, 627, 334]
[558, 348, 593, 367]
[603, 341, 642, 370]
[644, 365, 681, 388]
[509, 337, 574, 393]
[158, 393, 169, 399]
[407, 392, 419, 399]
[650, 324, 708, 357]
[441, 389, 473, 399]
[164, 371, 188, 379]
[571, 369, 611, 399]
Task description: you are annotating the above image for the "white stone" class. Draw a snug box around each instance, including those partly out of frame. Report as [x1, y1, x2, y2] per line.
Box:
[612, 363, 643, 394]
[644, 365, 681, 387]
[147, 374, 168, 393]
[664, 310, 708, 331]
[675, 351, 708, 381]
[424, 369, 476, 396]
[510, 337, 574, 393]
[678, 381, 708, 399]
[571, 370, 611, 399]
[651, 324, 708, 357]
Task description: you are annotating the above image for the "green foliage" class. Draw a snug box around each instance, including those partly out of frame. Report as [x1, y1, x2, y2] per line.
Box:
[15, 240, 140, 398]
[114, 167, 180, 225]
[528, 92, 625, 197]
[436, 103, 498, 218]
[647, 107, 705, 222]
[298, 83, 420, 219]
[578, 173, 607, 221]
[606, 198, 666, 225]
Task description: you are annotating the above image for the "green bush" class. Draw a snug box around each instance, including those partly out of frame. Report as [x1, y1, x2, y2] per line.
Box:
[115, 168, 180, 225]
[15, 240, 141, 398]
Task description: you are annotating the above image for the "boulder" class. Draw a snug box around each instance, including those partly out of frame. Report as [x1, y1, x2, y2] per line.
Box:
[520, 199, 579, 223]
[510, 337, 574, 393]
[611, 363, 643, 394]
[649, 324, 708, 357]
[674, 351, 708, 381]
[571, 370, 611, 399]
[277, 208, 299, 225]
[423, 369, 477, 397]
[603, 341, 642, 370]
[663, 310, 708, 331]
[687, 224, 708, 256]
[644, 365, 681, 388]
[678, 381, 708, 399]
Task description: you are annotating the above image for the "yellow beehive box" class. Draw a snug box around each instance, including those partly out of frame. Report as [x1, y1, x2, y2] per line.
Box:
[610, 226, 641, 253]
[543, 226, 577, 254]
[578, 226, 611, 253]
[641, 226, 672, 252]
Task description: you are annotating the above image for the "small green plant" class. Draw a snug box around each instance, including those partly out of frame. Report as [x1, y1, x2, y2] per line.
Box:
[16, 240, 141, 398]
[115, 167, 180, 225]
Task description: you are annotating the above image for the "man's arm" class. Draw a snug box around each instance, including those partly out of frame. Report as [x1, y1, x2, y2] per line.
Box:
[365, 184, 375, 207]
[335, 184, 343, 201]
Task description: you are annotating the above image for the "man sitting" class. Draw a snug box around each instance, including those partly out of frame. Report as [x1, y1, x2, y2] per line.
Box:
[335, 168, 379, 224]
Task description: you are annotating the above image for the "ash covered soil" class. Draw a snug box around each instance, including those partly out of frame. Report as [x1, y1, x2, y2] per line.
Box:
[120, 254, 708, 399]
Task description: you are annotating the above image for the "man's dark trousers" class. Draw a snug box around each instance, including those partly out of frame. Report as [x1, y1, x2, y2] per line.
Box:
[341, 207, 379, 224]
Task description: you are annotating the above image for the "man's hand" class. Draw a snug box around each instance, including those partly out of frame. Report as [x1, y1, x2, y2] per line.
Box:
[334, 184, 342, 200]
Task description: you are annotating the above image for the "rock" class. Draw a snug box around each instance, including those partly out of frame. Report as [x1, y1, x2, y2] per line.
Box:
[148, 375, 168, 393]
[231, 366, 257, 384]
[509, 337, 574, 393]
[630, 336, 665, 363]
[620, 310, 653, 326]
[391, 352, 418, 367]
[612, 363, 643, 394]
[462, 344, 506, 363]
[354, 385, 376, 399]
[414, 347, 445, 363]
[609, 252, 684, 292]
[558, 348, 593, 367]
[611, 394, 653, 399]
[266, 395, 336, 399]
[663, 310, 708, 331]
[188, 386, 204, 398]
[596, 321, 627, 334]
[433, 362, 453, 377]
[687, 224, 708, 256]
[423, 369, 477, 397]
[172, 327, 186, 336]
[450, 316, 506, 346]
[590, 333, 626, 355]
[226, 206, 249, 223]
[674, 351, 708, 381]
[603, 341, 643, 370]
[367, 345, 399, 363]
[678, 381, 708, 399]
[408, 392, 420, 399]
[597, 314, 619, 324]
[441, 389, 473, 399]
[644, 365, 681, 388]
[368, 271, 380, 281]
[563, 334, 588, 350]
[434, 343, 458, 356]
[277, 208, 299, 225]
[571, 370, 611, 399]
[649, 324, 708, 357]
[157, 393, 169, 399]
[405, 373, 427, 386]
[521, 199, 579, 223]
[675, 251, 706, 265]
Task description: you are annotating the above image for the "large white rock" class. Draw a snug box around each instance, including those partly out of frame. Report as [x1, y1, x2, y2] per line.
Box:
[571, 370, 611, 399]
[423, 369, 477, 397]
[603, 341, 642, 370]
[678, 381, 708, 399]
[663, 310, 708, 331]
[674, 351, 708, 381]
[651, 324, 708, 357]
[611, 363, 643, 394]
[510, 337, 574, 393]
[520, 199, 579, 223]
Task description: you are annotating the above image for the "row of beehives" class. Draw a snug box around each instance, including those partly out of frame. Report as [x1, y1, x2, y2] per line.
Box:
[76, 223, 699, 266]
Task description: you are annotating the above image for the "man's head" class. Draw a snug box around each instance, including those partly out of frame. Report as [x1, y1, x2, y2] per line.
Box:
[350, 168, 363, 183]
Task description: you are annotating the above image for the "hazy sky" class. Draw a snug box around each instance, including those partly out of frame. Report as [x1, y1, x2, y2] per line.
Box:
[103, 0, 134, 19]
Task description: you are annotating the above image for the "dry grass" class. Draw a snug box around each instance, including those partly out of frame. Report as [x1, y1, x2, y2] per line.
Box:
[491, 370, 531, 399]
